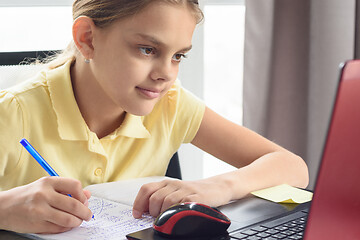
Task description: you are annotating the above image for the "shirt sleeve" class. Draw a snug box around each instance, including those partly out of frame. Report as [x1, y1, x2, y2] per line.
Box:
[0, 90, 24, 177]
[166, 81, 206, 144]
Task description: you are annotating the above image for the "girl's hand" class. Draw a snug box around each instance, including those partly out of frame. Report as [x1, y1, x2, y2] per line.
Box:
[132, 178, 233, 218]
[0, 177, 92, 234]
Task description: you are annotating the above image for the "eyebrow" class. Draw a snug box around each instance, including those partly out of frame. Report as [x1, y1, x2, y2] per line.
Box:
[135, 33, 193, 52]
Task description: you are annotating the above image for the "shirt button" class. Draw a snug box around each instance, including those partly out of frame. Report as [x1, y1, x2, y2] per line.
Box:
[94, 168, 103, 176]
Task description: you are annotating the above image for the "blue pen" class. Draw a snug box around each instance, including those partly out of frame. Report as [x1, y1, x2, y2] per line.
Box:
[20, 138, 94, 219]
[20, 138, 60, 177]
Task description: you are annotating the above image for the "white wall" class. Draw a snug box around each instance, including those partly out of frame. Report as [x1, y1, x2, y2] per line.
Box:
[177, 23, 205, 180]
[178, 1, 246, 180]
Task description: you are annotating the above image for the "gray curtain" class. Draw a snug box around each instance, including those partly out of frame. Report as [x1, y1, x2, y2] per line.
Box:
[356, 0, 360, 58]
[243, 0, 355, 189]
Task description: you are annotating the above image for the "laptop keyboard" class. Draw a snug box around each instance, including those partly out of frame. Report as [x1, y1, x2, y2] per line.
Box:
[229, 210, 308, 240]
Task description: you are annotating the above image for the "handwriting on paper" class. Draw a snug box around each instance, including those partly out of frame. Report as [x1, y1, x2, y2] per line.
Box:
[31, 196, 154, 240]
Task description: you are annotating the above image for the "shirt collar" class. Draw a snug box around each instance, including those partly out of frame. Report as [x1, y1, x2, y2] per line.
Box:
[47, 61, 150, 141]
[104, 114, 151, 139]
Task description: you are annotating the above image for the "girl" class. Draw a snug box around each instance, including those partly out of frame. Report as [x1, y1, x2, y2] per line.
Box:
[0, 0, 308, 234]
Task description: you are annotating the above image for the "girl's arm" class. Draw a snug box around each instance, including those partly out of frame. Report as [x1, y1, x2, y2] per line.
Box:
[191, 107, 309, 195]
[132, 107, 308, 218]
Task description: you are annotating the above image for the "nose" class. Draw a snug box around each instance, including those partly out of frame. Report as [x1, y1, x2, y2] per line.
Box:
[150, 58, 177, 82]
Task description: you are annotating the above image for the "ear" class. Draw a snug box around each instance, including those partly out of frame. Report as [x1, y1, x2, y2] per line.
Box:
[72, 16, 96, 60]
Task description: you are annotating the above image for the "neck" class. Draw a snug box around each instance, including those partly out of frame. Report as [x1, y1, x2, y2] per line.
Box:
[70, 59, 125, 139]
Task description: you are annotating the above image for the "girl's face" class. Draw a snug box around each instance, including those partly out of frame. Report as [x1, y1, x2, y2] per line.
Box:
[90, 2, 197, 116]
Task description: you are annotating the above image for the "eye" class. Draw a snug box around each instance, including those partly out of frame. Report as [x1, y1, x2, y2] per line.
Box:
[139, 47, 155, 56]
[172, 53, 187, 62]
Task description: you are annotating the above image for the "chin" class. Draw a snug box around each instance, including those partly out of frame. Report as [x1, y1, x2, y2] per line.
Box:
[122, 97, 160, 116]
[127, 105, 155, 116]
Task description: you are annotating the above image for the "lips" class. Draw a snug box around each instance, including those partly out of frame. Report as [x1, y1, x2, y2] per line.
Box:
[136, 86, 161, 99]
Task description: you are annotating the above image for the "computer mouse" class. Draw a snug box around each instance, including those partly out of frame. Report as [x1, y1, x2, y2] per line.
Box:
[153, 202, 231, 238]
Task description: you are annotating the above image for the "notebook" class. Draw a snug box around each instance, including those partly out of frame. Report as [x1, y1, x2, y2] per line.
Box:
[127, 59, 360, 240]
[18, 176, 168, 240]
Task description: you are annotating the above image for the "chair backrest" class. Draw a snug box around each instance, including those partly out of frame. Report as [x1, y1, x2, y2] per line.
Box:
[0, 51, 56, 65]
[165, 152, 182, 180]
[0, 51, 182, 180]
[0, 64, 44, 89]
[0, 51, 53, 89]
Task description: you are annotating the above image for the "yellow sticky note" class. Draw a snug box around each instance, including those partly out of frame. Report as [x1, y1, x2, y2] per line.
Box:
[251, 184, 313, 204]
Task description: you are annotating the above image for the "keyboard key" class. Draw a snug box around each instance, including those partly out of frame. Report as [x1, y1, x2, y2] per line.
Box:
[230, 232, 248, 239]
[282, 230, 296, 236]
[292, 226, 304, 232]
[284, 222, 298, 228]
[246, 236, 261, 240]
[241, 229, 258, 236]
[289, 235, 303, 240]
[292, 219, 302, 224]
[274, 226, 288, 231]
[251, 226, 268, 232]
[230, 209, 308, 240]
[256, 232, 270, 238]
[261, 212, 307, 228]
[272, 233, 287, 239]
[265, 229, 279, 234]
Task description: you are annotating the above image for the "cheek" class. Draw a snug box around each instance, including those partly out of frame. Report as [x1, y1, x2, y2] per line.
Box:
[171, 62, 181, 78]
[104, 56, 149, 85]
[122, 62, 152, 87]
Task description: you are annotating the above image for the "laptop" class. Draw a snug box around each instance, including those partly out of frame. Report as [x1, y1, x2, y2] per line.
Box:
[127, 59, 360, 240]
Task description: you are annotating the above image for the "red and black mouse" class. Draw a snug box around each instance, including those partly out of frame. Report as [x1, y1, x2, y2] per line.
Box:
[153, 202, 231, 238]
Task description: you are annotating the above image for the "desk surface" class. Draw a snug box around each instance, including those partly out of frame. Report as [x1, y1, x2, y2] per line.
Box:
[0, 196, 301, 240]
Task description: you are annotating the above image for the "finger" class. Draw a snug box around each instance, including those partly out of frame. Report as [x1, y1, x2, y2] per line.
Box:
[148, 187, 174, 217]
[33, 220, 72, 234]
[83, 189, 92, 207]
[148, 182, 182, 217]
[27, 200, 83, 230]
[40, 225, 72, 234]
[181, 194, 201, 205]
[43, 204, 84, 229]
[48, 191, 93, 222]
[45, 177, 93, 220]
[51, 178, 88, 204]
[83, 189, 92, 199]
[160, 190, 186, 213]
[132, 181, 166, 218]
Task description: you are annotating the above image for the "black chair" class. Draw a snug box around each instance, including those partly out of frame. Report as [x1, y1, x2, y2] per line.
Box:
[165, 152, 182, 179]
[0, 50, 59, 66]
[0, 51, 182, 180]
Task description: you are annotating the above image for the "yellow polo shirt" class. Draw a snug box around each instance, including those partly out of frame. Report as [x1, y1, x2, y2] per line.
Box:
[0, 61, 205, 191]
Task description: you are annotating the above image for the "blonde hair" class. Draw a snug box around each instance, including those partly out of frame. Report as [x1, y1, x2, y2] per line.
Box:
[46, 0, 203, 69]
